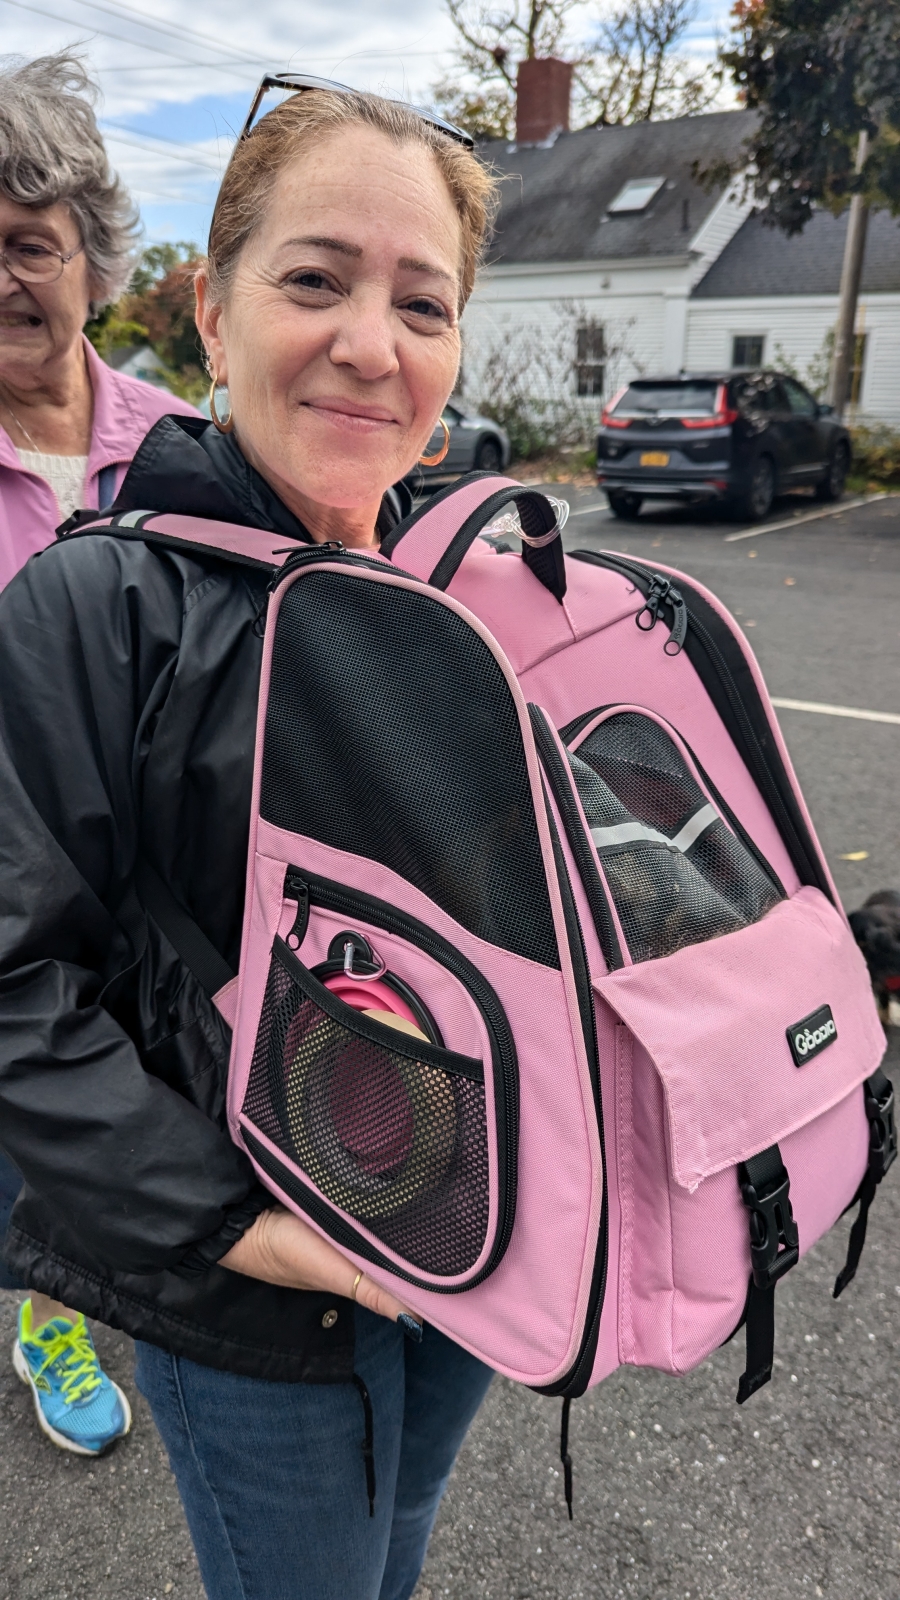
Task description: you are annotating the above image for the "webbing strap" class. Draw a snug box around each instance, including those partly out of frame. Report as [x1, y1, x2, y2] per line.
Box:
[135, 857, 235, 998]
[736, 1144, 799, 1404]
[833, 1068, 896, 1299]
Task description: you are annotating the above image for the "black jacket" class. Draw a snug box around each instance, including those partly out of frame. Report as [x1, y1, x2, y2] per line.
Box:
[0, 415, 402, 1381]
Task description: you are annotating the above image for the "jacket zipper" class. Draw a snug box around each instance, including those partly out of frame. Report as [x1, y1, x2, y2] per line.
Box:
[528, 708, 610, 1397]
[278, 868, 519, 1292]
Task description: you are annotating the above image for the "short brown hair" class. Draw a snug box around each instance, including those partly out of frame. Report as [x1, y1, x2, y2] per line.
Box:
[207, 90, 498, 313]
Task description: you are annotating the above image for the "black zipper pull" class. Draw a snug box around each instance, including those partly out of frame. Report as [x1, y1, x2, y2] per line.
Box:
[635, 573, 686, 655]
[283, 869, 310, 949]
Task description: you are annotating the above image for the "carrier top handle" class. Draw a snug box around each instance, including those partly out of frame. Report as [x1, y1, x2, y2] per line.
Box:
[381, 473, 567, 603]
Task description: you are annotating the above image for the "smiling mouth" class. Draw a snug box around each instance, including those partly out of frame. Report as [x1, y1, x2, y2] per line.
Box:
[302, 399, 399, 434]
[0, 312, 42, 328]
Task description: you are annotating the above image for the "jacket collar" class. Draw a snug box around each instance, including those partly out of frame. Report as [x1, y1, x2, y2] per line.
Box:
[115, 412, 403, 541]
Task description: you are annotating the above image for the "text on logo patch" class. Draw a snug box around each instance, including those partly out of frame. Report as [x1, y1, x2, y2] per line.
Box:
[786, 1004, 837, 1067]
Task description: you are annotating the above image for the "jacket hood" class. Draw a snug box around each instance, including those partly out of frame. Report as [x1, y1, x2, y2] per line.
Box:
[114, 412, 405, 539]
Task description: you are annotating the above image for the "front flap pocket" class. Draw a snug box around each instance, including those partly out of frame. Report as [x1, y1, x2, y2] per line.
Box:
[595, 887, 885, 1191]
[242, 937, 491, 1279]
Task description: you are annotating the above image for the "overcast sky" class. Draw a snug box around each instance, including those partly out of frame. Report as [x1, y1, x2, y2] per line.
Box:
[2, 0, 736, 247]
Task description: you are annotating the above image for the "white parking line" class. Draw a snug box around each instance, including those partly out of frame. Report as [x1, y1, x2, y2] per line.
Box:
[771, 697, 900, 726]
[568, 501, 610, 517]
[724, 493, 894, 542]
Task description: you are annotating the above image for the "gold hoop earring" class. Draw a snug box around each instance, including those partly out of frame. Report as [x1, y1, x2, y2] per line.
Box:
[419, 416, 450, 467]
[209, 376, 234, 435]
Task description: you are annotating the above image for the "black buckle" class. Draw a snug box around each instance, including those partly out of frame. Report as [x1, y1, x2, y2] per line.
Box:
[739, 1164, 799, 1289]
[864, 1075, 896, 1183]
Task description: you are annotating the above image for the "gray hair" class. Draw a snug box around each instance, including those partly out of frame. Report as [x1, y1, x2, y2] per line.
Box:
[0, 52, 140, 309]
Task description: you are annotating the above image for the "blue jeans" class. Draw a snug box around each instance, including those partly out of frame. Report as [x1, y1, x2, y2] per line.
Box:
[135, 1307, 493, 1600]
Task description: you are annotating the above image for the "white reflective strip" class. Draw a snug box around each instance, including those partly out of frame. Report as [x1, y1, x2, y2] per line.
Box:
[590, 820, 669, 850]
[590, 802, 718, 855]
[117, 509, 151, 528]
[670, 803, 718, 853]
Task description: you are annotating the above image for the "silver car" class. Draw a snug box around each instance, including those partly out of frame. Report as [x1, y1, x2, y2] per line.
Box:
[406, 401, 511, 487]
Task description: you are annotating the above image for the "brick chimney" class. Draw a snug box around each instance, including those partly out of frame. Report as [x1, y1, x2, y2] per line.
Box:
[515, 57, 573, 145]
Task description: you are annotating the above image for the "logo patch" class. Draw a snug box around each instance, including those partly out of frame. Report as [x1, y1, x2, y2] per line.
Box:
[787, 1004, 837, 1066]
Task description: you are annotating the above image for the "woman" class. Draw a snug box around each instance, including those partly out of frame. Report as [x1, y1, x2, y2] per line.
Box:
[0, 53, 197, 587]
[0, 78, 498, 1598]
[0, 49, 196, 1456]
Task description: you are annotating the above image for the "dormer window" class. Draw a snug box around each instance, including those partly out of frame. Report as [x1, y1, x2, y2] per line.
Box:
[607, 176, 665, 213]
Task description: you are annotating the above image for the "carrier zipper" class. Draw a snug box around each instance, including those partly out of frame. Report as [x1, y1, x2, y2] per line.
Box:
[280, 868, 519, 1291]
[270, 543, 420, 594]
[572, 550, 687, 653]
[570, 550, 831, 899]
[528, 708, 610, 1398]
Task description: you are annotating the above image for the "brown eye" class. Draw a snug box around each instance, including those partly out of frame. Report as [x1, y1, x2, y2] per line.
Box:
[284, 270, 336, 293]
[404, 298, 448, 321]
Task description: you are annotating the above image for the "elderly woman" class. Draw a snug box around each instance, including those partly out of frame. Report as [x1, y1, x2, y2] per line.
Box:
[0, 52, 196, 588]
[0, 79, 498, 1598]
[0, 49, 196, 1459]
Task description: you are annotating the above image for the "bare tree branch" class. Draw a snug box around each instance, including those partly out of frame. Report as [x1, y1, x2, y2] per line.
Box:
[433, 0, 718, 137]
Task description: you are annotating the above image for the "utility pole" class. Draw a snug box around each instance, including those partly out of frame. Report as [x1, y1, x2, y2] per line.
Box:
[828, 130, 870, 417]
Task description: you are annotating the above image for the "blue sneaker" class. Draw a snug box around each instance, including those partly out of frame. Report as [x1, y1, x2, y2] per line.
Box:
[13, 1300, 132, 1456]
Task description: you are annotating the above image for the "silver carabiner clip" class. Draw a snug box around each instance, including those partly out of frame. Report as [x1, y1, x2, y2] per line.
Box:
[481, 495, 569, 550]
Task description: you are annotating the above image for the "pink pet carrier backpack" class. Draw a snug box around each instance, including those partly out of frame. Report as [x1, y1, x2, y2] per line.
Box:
[70, 476, 892, 1512]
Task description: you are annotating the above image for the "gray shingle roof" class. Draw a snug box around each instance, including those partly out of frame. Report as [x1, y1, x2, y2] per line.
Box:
[692, 207, 900, 297]
[480, 110, 757, 264]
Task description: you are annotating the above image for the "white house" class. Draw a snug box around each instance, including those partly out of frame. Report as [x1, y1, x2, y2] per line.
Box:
[461, 94, 900, 426]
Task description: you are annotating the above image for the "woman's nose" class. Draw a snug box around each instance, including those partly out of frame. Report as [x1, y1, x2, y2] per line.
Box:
[329, 292, 400, 381]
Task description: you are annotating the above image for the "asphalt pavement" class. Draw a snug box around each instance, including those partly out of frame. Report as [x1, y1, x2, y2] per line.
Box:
[1, 491, 898, 1600]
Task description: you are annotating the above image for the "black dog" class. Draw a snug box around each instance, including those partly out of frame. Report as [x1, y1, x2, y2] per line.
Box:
[848, 889, 900, 1025]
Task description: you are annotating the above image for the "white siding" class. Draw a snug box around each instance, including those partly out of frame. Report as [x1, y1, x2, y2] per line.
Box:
[685, 294, 900, 422]
[462, 259, 687, 405]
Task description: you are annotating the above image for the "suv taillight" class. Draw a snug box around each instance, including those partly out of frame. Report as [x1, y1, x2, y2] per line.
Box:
[680, 383, 739, 429]
[600, 387, 629, 428]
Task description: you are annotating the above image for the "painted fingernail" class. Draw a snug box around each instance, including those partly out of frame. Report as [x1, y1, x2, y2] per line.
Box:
[398, 1313, 423, 1343]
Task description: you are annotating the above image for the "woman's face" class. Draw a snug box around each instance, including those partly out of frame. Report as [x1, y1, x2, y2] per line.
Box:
[196, 126, 463, 540]
[0, 195, 93, 386]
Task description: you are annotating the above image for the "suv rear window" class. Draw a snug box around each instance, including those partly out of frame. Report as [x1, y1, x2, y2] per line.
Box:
[611, 381, 719, 418]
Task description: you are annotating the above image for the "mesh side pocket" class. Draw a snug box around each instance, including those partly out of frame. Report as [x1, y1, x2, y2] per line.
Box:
[242, 945, 490, 1278]
[570, 711, 782, 963]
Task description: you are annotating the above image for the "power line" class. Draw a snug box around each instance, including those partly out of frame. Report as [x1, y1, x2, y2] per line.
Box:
[0, 0, 259, 77]
[100, 121, 229, 172]
[65, 0, 272, 66]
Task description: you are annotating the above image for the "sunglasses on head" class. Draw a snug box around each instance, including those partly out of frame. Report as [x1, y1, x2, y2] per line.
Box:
[240, 72, 475, 150]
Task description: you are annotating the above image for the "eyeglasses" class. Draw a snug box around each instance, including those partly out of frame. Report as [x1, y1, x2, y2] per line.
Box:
[0, 239, 84, 285]
[240, 72, 474, 150]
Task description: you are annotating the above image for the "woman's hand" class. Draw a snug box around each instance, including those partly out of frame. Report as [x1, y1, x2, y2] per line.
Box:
[220, 1206, 421, 1332]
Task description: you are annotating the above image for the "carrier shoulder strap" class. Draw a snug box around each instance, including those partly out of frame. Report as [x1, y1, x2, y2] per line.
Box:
[58, 509, 306, 573]
[135, 857, 235, 998]
[381, 472, 568, 603]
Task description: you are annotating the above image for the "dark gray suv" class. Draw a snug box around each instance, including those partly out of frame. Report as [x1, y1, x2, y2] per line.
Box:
[596, 371, 852, 521]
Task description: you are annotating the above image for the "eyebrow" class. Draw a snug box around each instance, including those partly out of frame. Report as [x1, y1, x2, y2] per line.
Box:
[283, 236, 455, 283]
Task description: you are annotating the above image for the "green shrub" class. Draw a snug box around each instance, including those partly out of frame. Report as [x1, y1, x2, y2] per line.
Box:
[850, 423, 900, 487]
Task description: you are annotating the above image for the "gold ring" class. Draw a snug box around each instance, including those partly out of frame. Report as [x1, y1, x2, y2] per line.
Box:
[350, 1269, 363, 1302]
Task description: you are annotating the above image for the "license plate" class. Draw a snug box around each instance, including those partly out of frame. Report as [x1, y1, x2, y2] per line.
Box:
[640, 451, 670, 467]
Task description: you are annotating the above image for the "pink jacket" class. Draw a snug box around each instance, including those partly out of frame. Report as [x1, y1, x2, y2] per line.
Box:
[0, 335, 198, 591]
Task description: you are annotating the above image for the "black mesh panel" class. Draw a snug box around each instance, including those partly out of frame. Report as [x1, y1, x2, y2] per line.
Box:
[261, 573, 558, 967]
[570, 712, 782, 963]
[242, 948, 490, 1277]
